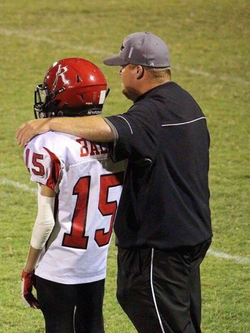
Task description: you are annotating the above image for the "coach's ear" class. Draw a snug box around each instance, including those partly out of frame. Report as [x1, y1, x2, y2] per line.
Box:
[135, 65, 145, 80]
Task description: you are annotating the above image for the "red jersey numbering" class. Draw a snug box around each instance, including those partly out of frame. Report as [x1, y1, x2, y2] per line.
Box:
[24, 132, 125, 284]
[62, 172, 124, 249]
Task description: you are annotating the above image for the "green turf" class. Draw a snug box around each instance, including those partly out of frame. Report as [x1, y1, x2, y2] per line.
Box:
[0, 0, 249, 332]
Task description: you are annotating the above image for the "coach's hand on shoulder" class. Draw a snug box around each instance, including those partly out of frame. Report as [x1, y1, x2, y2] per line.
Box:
[21, 270, 40, 309]
[16, 119, 51, 148]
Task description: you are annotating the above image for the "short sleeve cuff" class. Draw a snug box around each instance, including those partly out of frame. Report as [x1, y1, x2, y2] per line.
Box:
[103, 117, 119, 142]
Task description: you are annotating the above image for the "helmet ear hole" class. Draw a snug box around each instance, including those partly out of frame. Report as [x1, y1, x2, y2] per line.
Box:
[77, 75, 82, 83]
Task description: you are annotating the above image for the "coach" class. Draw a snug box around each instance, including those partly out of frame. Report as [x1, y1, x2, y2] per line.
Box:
[17, 32, 212, 333]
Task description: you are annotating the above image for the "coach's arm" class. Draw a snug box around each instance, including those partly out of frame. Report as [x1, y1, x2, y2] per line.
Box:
[16, 116, 114, 147]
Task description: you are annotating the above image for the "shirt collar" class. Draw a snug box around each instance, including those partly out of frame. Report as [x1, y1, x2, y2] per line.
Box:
[134, 81, 174, 103]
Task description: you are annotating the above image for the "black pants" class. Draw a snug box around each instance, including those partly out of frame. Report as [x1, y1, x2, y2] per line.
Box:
[35, 276, 105, 333]
[117, 240, 211, 333]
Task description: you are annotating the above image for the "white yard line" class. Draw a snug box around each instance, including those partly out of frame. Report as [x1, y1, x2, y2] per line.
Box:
[0, 28, 108, 55]
[207, 248, 250, 265]
[1, 177, 249, 266]
[1, 28, 250, 85]
[173, 66, 250, 85]
[0, 178, 37, 194]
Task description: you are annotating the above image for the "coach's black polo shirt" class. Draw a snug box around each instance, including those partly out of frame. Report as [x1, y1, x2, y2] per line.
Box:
[105, 81, 212, 250]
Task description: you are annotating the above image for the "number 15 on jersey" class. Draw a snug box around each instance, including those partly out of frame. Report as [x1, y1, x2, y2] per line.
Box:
[62, 172, 124, 250]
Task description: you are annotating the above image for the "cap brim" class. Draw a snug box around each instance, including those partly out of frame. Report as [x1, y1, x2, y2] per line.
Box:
[103, 55, 128, 66]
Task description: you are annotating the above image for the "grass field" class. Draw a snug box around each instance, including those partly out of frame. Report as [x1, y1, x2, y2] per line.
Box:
[0, 0, 249, 332]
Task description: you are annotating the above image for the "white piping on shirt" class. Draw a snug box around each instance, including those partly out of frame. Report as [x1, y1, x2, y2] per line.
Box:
[162, 116, 206, 127]
[150, 248, 166, 333]
[117, 115, 134, 134]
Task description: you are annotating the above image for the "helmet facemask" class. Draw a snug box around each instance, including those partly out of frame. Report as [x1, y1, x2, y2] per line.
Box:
[34, 84, 59, 119]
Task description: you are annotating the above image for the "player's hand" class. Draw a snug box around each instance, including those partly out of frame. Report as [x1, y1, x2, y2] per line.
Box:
[21, 270, 40, 309]
[16, 119, 51, 147]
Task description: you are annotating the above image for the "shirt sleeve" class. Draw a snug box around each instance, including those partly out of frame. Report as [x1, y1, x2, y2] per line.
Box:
[105, 102, 162, 165]
[24, 137, 62, 192]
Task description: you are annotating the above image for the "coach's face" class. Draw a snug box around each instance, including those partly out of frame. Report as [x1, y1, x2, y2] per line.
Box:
[119, 64, 141, 101]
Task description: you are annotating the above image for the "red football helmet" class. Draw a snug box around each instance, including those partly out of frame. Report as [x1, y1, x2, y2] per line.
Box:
[34, 58, 109, 118]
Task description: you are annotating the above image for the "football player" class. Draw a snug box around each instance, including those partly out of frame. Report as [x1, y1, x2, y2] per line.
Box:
[21, 58, 125, 333]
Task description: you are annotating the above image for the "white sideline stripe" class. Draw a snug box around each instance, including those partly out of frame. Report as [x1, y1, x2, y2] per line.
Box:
[162, 116, 206, 127]
[150, 249, 165, 333]
[1, 178, 250, 266]
[117, 115, 134, 134]
[207, 249, 250, 265]
[0, 28, 250, 85]
[0, 178, 37, 194]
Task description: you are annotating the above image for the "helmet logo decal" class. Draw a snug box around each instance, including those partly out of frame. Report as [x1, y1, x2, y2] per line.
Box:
[99, 90, 107, 105]
[52, 65, 69, 90]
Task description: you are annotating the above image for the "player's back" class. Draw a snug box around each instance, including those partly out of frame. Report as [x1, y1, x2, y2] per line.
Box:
[24, 131, 125, 284]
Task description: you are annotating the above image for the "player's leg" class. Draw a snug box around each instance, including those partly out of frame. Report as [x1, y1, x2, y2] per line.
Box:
[74, 279, 105, 333]
[35, 276, 76, 333]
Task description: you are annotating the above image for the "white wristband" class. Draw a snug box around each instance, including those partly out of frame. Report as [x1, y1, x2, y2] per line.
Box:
[30, 192, 55, 250]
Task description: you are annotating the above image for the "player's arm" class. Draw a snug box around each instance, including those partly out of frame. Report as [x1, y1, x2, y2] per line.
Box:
[16, 116, 114, 147]
[21, 185, 55, 309]
[23, 185, 55, 272]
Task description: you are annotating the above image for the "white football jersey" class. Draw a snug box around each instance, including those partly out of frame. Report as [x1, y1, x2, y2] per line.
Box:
[24, 131, 125, 284]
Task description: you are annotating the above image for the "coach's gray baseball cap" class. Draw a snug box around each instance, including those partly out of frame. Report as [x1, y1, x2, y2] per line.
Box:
[103, 32, 170, 68]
